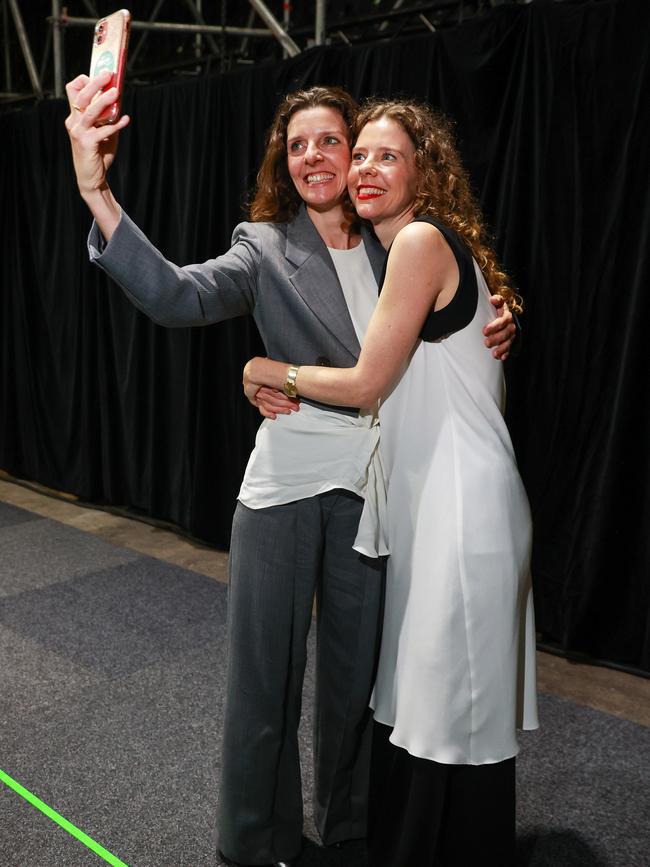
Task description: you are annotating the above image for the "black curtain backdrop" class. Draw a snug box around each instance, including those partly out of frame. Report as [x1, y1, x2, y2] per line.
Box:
[1, 0, 648, 673]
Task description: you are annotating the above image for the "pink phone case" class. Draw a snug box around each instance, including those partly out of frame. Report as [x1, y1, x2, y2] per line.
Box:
[89, 9, 131, 125]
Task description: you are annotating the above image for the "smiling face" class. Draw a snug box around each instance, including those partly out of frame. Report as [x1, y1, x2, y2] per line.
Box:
[286, 106, 352, 213]
[348, 116, 419, 234]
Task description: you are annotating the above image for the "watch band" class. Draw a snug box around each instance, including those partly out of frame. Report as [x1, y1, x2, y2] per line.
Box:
[283, 365, 300, 398]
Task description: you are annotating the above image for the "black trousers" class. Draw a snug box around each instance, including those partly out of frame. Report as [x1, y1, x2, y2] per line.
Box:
[368, 722, 516, 867]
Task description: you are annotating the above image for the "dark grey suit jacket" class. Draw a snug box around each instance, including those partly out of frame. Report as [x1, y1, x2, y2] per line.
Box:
[88, 205, 386, 380]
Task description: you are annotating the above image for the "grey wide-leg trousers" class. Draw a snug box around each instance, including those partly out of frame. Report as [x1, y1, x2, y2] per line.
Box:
[217, 491, 385, 865]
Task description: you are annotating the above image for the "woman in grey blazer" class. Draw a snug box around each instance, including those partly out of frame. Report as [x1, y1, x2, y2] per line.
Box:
[64, 73, 514, 867]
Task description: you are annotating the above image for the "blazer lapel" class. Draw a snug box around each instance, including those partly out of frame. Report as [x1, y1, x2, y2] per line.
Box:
[286, 206, 361, 361]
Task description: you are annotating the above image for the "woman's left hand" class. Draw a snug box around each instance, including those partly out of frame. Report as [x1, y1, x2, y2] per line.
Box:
[243, 359, 299, 419]
[484, 296, 516, 361]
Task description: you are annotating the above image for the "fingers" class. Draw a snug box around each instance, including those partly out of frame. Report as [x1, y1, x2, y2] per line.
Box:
[255, 386, 299, 415]
[484, 322, 516, 349]
[246, 389, 278, 420]
[245, 384, 297, 419]
[489, 293, 505, 311]
[66, 88, 127, 138]
[65, 74, 90, 107]
[81, 87, 118, 127]
[483, 309, 514, 337]
[66, 73, 101, 117]
[65, 72, 121, 131]
[106, 113, 130, 134]
[255, 385, 300, 415]
[491, 340, 509, 360]
[257, 400, 294, 416]
[71, 70, 112, 112]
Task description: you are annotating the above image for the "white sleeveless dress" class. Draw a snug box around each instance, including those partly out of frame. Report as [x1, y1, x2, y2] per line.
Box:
[370, 220, 539, 765]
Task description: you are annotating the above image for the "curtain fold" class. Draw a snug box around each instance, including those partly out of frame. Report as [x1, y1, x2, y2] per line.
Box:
[1, 0, 648, 672]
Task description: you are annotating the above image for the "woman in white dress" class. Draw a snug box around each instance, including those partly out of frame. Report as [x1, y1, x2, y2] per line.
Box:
[244, 98, 539, 866]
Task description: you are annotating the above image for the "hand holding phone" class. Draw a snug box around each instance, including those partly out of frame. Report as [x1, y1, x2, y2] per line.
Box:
[89, 9, 131, 125]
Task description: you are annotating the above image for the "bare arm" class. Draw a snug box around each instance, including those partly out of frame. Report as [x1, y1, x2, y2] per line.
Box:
[245, 249, 516, 416]
[64, 71, 130, 240]
[244, 222, 456, 408]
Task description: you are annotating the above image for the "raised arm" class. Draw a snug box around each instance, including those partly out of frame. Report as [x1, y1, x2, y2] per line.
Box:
[65, 72, 128, 241]
[65, 73, 258, 327]
[245, 222, 455, 408]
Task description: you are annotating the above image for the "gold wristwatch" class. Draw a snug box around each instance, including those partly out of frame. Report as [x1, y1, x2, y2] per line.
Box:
[283, 365, 300, 398]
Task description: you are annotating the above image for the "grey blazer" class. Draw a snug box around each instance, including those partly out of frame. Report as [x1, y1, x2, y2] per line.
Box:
[89, 205, 386, 382]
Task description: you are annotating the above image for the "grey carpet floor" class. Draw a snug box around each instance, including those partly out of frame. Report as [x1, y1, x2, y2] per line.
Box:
[0, 501, 647, 867]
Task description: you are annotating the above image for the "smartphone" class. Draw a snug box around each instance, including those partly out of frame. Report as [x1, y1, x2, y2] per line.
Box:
[89, 9, 131, 126]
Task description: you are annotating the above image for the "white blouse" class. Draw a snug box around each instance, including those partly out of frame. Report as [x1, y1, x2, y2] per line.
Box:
[237, 240, 388, 556]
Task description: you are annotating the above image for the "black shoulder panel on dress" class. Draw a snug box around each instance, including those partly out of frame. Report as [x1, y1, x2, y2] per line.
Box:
[412, 217, 479, 342]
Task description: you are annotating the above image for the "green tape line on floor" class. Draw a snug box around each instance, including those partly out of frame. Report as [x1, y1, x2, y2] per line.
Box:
[0, 768, 129, 866]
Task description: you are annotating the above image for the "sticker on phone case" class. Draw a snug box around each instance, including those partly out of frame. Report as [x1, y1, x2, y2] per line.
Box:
[93, 50, 116, 77]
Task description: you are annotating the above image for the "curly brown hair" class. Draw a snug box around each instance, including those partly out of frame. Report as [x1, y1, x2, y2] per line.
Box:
[354, 99, 522, 313]
[249, 86, 359, 224]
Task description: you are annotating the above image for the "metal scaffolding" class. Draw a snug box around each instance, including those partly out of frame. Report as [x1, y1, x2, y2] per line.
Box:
[1, 0, 529, 110]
